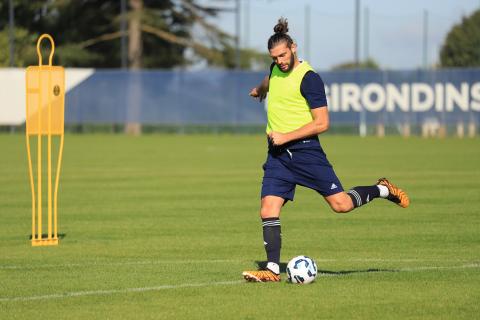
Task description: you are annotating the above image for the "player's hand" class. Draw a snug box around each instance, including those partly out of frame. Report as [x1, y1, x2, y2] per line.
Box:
[268, 131, 288, 146]
[249, 87, 267, 102]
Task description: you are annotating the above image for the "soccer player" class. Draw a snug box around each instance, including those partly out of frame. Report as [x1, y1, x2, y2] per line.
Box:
[242, 18, 409, 282]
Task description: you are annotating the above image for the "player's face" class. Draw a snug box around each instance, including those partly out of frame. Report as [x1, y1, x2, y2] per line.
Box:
[269, 42, 297, 73]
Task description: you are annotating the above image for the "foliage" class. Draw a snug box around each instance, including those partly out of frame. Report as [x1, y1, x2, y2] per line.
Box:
[440, 9, 480, 68]
[0, 0, 122, 67]
[220, 47, 271, 70]
[0, 0, 263, 69]
[331, 58, 380, 70]
[0, 27, 37, 66]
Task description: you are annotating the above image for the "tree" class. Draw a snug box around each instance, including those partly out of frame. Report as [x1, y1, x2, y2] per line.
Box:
[0, 1, 124, 67]
[0, 0, 252, 69]
[331, 58, 380, 70]
[440, 9, 480, 68]
[0, 26, 37, 67]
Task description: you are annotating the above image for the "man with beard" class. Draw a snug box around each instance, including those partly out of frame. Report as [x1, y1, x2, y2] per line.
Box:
[242, 18, 410, 282]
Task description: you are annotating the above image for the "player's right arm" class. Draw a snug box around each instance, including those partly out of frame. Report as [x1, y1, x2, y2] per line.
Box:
[249, 75, 269, 102]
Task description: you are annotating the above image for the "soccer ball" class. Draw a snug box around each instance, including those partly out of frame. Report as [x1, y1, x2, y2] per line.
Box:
[286, 255, 318, 284]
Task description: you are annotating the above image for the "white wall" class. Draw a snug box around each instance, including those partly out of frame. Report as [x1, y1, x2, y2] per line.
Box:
[0, 68, 94, 125]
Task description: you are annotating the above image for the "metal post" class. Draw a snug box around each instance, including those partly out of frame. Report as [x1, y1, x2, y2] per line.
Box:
[354, 0, 360, 67]
[121, 0, 127, 68]
[355, 0, 365, 136]
[244, 0, 250, 49]
[305, 4, 311, 62]
[9, 0, 15, 67]
[423, 9, 428, 69]
[363, 6, 369, 61]
[235, 0, 241, 69]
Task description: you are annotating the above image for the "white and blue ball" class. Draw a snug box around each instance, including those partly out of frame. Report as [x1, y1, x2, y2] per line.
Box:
[286, 255, 318, 284]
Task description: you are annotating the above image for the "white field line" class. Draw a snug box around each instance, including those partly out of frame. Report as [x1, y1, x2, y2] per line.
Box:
[399, 263, 480, 271]
[1, 258, 478, 270]
[0, 259, 240, 270]
[0, 280, 244, 302]
[0, 263, 479, 303]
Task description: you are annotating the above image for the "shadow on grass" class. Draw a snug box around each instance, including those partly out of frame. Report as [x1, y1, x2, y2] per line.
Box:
[29, 233, 67, 240]
[255, 260, 398, 275]
[317, 268, 398, 276]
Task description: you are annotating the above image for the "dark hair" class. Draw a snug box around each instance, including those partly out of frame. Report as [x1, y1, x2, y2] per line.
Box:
[268, 17, 294, 50]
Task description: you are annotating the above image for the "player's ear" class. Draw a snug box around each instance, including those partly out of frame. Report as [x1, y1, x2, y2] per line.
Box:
[291, 43, 297, 55]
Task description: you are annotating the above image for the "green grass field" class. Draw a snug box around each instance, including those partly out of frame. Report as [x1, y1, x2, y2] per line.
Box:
[1, 134, 479, 319]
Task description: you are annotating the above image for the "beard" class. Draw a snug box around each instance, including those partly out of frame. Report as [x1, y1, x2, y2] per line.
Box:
[277, 53, 296, 73]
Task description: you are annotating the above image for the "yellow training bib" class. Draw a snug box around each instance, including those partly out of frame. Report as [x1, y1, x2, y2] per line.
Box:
[267, 61, 314, 133]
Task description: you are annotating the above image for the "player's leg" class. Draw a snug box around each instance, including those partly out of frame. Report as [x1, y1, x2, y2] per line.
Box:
[243, 195, 285, 282]
[324, 178, 409, 212]
[287, 149, 409, 211]
[260, 195, 284, 273]
[285, 149, 355, 212]
[324, 191, 355, 213]
[324, 184, 381, 212]
[376, 178, 410, 208]
[243, 173, 295, 282]
[345, 178, 409, 209]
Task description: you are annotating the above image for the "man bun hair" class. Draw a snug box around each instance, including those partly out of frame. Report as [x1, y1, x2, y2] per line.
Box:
[273, 17, 289, 34]
[268, 17, 294, 50]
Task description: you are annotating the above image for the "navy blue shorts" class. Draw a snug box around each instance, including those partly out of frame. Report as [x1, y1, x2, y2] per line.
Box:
[261, 147, 344, 201]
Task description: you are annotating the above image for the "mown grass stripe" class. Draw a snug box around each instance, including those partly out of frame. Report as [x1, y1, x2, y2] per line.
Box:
[1, 264, 478, 303]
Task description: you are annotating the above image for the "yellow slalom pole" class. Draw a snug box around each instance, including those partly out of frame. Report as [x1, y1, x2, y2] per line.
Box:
[54, 134, 64, 240]
[25, 59, 36, 241]
[37, 64, 42, 241]
[46, 45, 53, 240]
[27, 34, 62, 246]
[26, 122, 36, 241]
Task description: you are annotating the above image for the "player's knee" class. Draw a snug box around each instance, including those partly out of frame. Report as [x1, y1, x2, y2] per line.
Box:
[330, 200, 352, 213]
[260, 205, 278, 218]
[260, 195, 287, 218]
[260, 200, 282, 219]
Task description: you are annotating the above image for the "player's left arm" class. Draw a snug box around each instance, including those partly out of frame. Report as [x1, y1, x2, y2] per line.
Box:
[268, 107, 329, 145]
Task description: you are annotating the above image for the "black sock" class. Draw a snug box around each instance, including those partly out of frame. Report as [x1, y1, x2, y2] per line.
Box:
[262, 217, 281, 267]
[347, 185, 380, 208]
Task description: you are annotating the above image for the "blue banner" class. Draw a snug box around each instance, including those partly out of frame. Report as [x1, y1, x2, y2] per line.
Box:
[65, 69, 480, 125]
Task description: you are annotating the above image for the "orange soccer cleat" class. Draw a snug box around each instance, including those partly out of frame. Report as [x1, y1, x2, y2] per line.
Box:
[377, 178, 410, 208]
[242, 269, 281, 282]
